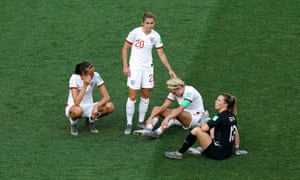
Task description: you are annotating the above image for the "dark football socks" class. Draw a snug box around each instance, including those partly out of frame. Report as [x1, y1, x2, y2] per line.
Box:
[178, 133, 197, 154]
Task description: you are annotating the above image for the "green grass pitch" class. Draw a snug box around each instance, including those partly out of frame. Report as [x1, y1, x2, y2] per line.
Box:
[0, 0, 299, 179]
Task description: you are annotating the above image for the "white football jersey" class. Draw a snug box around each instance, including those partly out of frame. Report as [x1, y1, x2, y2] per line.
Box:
[167, 85, 205, 113]
[66, 72, 104, 106]
[126, 27, 163, 70]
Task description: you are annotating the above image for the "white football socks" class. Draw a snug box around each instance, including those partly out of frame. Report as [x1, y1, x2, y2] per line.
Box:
[167, 119, 182, 128]
[69, 117, 78, 125]
[152, 116, 159, 127]
[146, 116, 159, 130]
[138, 97, 149, 123]
[155, 127, 163, 135]
[126, 98, 136, 125]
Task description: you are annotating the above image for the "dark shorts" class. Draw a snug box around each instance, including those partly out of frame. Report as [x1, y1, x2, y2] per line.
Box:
[204, 142, 232, 160]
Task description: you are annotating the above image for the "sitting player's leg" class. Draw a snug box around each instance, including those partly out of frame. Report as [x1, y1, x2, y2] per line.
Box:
[191, 126, 212, 150]
[176, 111, 192, 129]
[164, 128, 198, 159]
[188, 111, 210, 129]
[167, 118, 182, 128]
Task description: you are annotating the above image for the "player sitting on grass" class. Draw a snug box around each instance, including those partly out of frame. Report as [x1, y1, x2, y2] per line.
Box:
[133, 77, 209, 138]
[165, 93, 248, 160]
[187, 126, 248, 156]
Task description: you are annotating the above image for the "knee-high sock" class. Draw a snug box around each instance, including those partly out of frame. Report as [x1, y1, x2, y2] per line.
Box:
[152, 116, 159, 127]
[178, 133, 197, 154]
[126, 98, 136, 125]
[146, 116, 159, 130]
[167, 119, 182, 128]
[69, 117, 78, 125]
[138, 97, 149, 123]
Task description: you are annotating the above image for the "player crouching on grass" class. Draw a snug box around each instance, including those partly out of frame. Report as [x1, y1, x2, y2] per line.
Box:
[133, 77, 210, 138]
[65, 61, 114, 136]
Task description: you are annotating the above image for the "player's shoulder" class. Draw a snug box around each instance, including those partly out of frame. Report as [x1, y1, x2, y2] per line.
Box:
[94, 72, 100, 76]
[69, 74, 81, 84]
[219, 110, 234, 120]
[93, 72, 102, 79]
[131, 27, 142, 33]
[70, 74, 80, 80]
[185, 85, 197, 92]
[94, 72, 104, 81]
[150, 29, 160, 37]
[187, 85, 202, 95]
[185, 85, 193, 89]
[127, 27, 143, 41]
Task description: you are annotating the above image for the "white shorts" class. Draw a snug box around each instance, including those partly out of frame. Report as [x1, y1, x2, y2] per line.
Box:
[65, 103, 97, 118]
[185, 110, 209, 129]
[127, 68, 154, 90]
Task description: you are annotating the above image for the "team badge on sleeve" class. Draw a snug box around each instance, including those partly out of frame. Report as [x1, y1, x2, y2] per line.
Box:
[212, 115, 219, 121]
[185, 92, 192, 98]
[97, 74, 103, 81]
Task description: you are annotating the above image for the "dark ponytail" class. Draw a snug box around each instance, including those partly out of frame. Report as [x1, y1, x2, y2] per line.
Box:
[74, 61, 93, 75]
[222, 93, 237, 115]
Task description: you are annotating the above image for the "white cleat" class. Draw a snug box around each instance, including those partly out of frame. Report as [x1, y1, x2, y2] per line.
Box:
[132, 129, 151, 136]
[187, 146, 203, 155]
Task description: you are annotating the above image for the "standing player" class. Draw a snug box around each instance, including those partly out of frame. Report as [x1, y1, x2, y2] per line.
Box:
[134, 78, 209, 138]
[122, 12, 176, 134]
[65, 61, 114, 136]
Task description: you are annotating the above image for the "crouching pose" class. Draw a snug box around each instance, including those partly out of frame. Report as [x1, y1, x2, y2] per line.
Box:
[65, 61, 114, 136]
[165, 93, 247, 160]
[134, 78, 209, 138]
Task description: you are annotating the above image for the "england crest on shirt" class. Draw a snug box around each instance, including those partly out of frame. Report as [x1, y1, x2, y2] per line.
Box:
[150, 37, 155, 44]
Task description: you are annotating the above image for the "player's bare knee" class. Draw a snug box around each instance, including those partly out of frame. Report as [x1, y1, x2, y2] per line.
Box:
[69, 106, 83, 119]
[107, 102, 115, 112]
[128, 96, 137, 101]
[141, 95, 150, 99]
[191, 126, 201, 134]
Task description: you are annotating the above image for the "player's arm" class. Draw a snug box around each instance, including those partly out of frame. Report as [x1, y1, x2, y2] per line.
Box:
[233, 127, 248, 155]
[147, 98, 172, 121]
[97, 84, 110, 107]
[201, 115, 220, 132]
[122, 41, 132, 77]
[161, 105, 185, 129]
[162, 98, 190, 122]
[167, 105, 185, 119]
[72, 75, 90, 106]
[71, 87, 86, 106]
[90, 84, 111, 117]
[234, 127, 240, 148]
[200, 122, 210, 131]
[156, 48, 176, 78]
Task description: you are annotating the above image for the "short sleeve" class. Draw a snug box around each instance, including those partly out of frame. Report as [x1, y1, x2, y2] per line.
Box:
[94, 72, 104, 86]
[155, 33, 163, 49]
[69, 74, 79, 88]
[207, 115, 220, 128]
[167, 92, 175, 101]
[126, 28, 138, 44]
